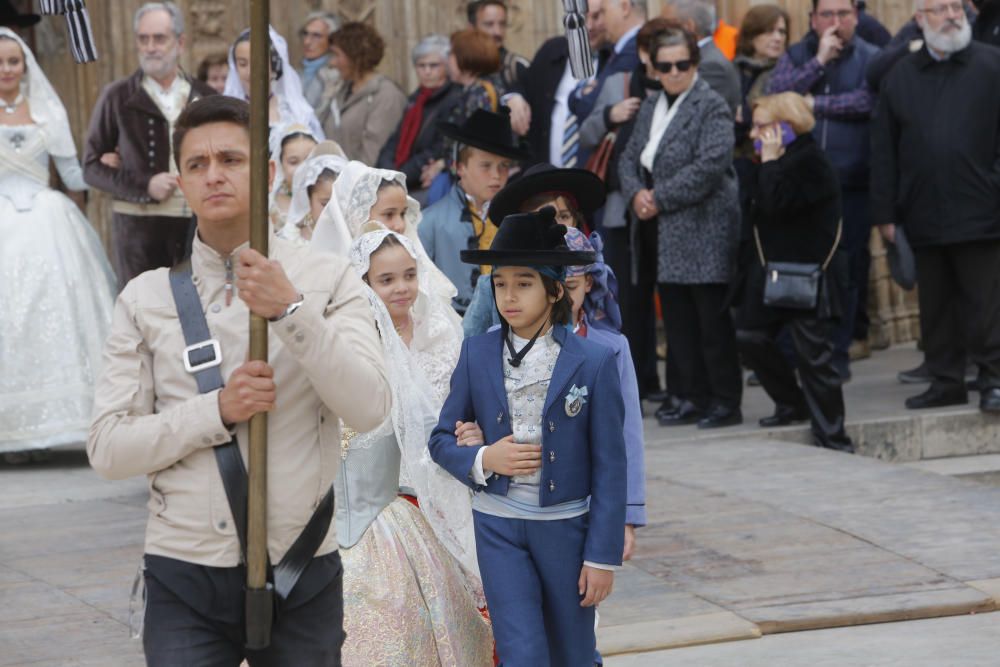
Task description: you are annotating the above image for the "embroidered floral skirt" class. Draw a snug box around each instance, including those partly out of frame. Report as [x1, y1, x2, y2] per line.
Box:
[340, 497, 494, 666]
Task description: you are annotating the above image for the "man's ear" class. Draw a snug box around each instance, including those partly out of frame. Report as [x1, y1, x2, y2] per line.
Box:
[268, 159, 276, 190]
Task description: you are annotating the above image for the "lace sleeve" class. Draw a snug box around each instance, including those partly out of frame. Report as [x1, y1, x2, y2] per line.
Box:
[52, 154, 87, 192]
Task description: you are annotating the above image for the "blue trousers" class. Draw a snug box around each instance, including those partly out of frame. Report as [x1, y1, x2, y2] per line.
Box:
[473, 511, 596, 667]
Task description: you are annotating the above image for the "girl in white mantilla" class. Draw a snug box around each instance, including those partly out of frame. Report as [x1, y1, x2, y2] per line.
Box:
[335, 227, 493, 665]
[0, 28, 116, 463]
[310, 160, 463, 402]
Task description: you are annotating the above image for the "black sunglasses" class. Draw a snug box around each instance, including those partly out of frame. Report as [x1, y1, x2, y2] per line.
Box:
[653, 59, 694, 74]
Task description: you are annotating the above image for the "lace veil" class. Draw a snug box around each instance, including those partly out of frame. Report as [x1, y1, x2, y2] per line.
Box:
[350, 229, 484, 606]
[0, 28, 76, 158]
[286, 153, 347, 228]
[311, 160, 458, 305]
[223, 25, 324, 139]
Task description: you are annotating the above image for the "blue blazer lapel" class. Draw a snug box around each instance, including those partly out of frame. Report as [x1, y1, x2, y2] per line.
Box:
[481, 330, 510, 414]
[543, 326, 585, 417]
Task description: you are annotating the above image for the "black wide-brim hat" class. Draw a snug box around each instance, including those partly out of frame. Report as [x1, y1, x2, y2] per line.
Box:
[488, 163, 608, 225]
[0, 0, 40, 27]
[438, 106, 532, 162]
[461, 207, 596, 267]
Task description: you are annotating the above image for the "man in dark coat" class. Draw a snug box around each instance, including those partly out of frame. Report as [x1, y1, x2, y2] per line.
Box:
[768, 0, 881, 380]
[83, 2, 215, 288]
[870, 0, 1000, 412]
[503, 0, 607, 165]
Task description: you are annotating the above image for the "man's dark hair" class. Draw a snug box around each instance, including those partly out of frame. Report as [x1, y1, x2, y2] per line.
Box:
[467, 0, 507, 25]
[173, 96, 251, 168]
[811, 0, 856, 11]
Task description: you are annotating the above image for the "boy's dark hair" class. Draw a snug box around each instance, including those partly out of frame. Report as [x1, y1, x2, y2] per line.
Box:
[541, 274, 573, 326]
[173, 96, 251, 168]
[467, 0, 507, 25]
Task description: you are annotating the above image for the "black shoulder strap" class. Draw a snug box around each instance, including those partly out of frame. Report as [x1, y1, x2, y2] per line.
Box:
[167, 262, 335, 601]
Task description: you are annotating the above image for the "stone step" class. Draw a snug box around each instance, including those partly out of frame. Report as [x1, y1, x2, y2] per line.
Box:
[643, 343, 1000, 462]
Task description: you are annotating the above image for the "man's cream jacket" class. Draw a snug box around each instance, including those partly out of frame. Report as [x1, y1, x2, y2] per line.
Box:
[88, 234, 390, 567]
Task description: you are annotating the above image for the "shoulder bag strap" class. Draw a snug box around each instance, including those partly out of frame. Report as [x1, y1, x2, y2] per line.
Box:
[167, 263, 335, 602]
[168, 262, 250, 562]
[753, 218, 843, 270]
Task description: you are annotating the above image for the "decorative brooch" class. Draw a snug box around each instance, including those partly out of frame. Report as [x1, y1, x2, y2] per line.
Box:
[564, 384, 588, 417]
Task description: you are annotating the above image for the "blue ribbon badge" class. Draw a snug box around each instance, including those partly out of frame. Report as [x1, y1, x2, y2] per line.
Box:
[564, 384, 588, 417]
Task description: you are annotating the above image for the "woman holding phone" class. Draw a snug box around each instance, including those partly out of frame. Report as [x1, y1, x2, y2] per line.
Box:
[735, 91, 853, 453]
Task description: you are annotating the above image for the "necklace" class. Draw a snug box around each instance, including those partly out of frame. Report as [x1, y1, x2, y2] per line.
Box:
[394, 317, 411, 336]
[2, 93, 23, 114]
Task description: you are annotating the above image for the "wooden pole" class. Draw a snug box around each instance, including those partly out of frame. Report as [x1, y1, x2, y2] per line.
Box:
[245, 0, 272, 650]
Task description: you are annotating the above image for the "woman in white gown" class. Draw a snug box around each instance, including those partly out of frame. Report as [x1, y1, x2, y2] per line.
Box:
[0, 28, 116, 462]
[335, 228, 492, 665]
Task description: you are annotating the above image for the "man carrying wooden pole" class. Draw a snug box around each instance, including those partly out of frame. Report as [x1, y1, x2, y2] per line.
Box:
[87, 4, 391, 663]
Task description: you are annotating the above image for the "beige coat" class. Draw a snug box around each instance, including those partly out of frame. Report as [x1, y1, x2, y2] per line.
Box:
[88, 234, 390, 567]
[323, 73, 407, 166]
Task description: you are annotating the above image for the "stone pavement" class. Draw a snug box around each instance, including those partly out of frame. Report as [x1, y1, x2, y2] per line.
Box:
[606, 611, 1000, 666]
[4, 345, 1000, 665]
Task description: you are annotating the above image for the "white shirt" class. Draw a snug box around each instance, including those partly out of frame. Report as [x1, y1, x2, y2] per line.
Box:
[615, 24, 642, 55]
[639, 76, 698, 172]
[549, 61, 578, 166]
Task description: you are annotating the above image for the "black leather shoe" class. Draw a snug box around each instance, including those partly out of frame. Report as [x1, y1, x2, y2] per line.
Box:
[658, 401, 704, 426]
[905, 386, 968, 410]
[654, 395, 682, 420]
[759, 406, 809, 427]
[697, 406, 743, 429]
[980, 388, 1000, 413]
[897, 362, 931, 384]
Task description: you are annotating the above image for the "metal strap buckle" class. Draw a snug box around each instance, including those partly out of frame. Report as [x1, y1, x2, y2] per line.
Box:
[183, 339, 222, 374]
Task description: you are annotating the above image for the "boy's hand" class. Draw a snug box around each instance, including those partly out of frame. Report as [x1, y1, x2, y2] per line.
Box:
[578, 565, 614, 607]
[623, 525, 636, 561]
[455, 421, 484, 446]
[482, 435, 541, 476]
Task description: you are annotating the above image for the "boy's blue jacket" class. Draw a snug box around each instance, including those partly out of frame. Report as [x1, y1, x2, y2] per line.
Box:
[429, 324, 627, 566]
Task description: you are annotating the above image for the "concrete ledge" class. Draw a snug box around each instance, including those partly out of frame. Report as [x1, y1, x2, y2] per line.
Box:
[648, 407, 1000, 463]
[740, 586, 996, 635]
[598, 612, 762, 656]
[966, 578, 1000, 606]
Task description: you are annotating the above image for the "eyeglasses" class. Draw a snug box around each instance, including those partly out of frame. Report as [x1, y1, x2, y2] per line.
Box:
[919, 1, 964, 16]
[815, 9, 855, 19]
[652, 59, 693, 74]
[299, 29, 327, 41]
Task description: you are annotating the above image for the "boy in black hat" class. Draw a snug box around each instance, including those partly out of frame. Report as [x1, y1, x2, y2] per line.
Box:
[429, 207, 627, 666]
[418, 107, 530, 314]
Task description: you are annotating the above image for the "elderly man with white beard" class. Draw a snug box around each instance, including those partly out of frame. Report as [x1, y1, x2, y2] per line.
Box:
[83, 1, 216, 288]
[871, 0, 1000, 413]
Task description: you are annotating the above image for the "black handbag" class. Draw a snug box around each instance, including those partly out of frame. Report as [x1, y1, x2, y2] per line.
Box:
[753, 220, 842, 310]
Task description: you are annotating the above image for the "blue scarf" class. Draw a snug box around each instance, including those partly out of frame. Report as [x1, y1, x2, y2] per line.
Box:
[301, 55, 327, 88]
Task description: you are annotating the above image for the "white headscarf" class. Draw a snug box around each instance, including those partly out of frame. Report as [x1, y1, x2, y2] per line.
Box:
[0, 28, 76, 158]
[223, 25, 325, 140]
[311, 160, 458, 304]
[286, 153, 347, 228]
[268, 122, 319, 209]
[349, 229, 483, 606]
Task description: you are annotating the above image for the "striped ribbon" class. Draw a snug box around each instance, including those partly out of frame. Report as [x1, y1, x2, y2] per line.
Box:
[561, 112, 579, 168]
[39, 0, 98, 63]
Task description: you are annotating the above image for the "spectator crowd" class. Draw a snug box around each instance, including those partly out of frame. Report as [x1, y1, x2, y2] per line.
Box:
[4, 1, 1000, 663]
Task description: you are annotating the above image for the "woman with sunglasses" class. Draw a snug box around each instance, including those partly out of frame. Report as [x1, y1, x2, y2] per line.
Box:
[618, 21, 743, 430]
